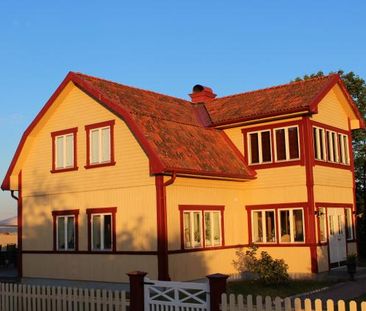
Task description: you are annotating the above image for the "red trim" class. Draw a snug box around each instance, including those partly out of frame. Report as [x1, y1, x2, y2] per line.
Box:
[51, 209, 79, 251]
[84, 120, 116, 169]
[308, 75, 340, 113]
[303, 117, 318, 273]
[17, 171, 23, 278]
[179, 205, 225, 250]
[86, 207, 117, 252]
[246, 202, 307, 210]
[315, 203, 353, 208]
[311, 120, 349, 135]
[50, 127, 78, 173]
[22, 250, 157, 255]
[242, 120, 305, 169]
[155, 175, 170, 281]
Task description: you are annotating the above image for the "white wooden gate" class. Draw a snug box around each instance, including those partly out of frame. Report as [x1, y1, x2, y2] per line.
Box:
[144, 278, 210, 311]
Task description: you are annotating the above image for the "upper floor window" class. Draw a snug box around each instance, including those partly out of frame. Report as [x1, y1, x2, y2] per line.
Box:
[313, 124, 350, 166]
[87, 207, 117, 252]
[274, 126, 300, 162]
[179, 205, 224, 249]
[248, 130, 272, 164]
[246, 123, 300, 166]
[85, 120, 116, 169]
[52, 210, 79, 251]
[51, 128, 78, 173]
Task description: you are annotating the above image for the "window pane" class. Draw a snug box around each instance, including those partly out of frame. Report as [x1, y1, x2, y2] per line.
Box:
[65, 135, 74, 167]
[101, 127, 111, 162]
[204, 212, 212, 247]
[213, 212, 221, 246]
[183, 212, 191, 248]
[193, 212, 201, 247]
[67, 216, 75, 250]
[344, 136, 349, 164]
[250, 133, 259, 164]
[332, 132, 338, 162]
[56, 136, 64, 168]
[345, 209, 353, 240]
[265, 211, 276, 242]
[326, 131, 332, 162]
[293, 210, 304, 242]
[329, 216, 335, 236]
[319, 129, 325, 160]
[280, 210, 290, 242]
[275, 129, 286, 161]
[313, 128, 319, 160]
[261, 131, 271, 162]
[319, 208, 327, 242]
[253, 211, 263, 242]
[104, 215, 112, 250]
[92, 215, 101, 250]
[91, 130, 99, 164]
[338, 134, 344, 164]
[57, 217, 66, 250]
[288, 127, 299, 159]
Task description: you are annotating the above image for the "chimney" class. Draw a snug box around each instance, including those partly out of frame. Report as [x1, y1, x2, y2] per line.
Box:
[189, 84, 217, 103]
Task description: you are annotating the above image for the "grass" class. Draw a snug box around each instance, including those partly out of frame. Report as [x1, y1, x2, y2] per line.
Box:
[228, 279, 336, 298]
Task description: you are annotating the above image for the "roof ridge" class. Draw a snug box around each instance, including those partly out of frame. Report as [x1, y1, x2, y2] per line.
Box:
[71, 71, 191, 104]
[212, 74, 338, 102]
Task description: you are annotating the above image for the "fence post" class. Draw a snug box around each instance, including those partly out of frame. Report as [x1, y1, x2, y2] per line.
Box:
[207, 273, 229, 311]
[127, 271, 147, 311]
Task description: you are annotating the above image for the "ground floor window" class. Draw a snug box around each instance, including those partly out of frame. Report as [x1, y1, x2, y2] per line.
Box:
[52, 210, 79, 251]
[345, 208, 354, 240]
[86, 208, 117, 251]
[179, 205, 224, 249]
[248, 205, 305, 244]
[318, 207, 327, 242]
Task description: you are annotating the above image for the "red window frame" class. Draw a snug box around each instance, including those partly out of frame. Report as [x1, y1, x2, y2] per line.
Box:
[179, 205, 225, 250]
[86, 207, 117, 252]
[84, 120, 116, 169]
[311, 121, 351, 170]
[242, 120, 304, 169]
[246, 202, 308, 246]
[51, 209, 79, 252]
[50, 127, 78, 173]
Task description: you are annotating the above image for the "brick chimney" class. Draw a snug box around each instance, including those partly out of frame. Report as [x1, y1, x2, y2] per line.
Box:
[189, 84, 217, 103]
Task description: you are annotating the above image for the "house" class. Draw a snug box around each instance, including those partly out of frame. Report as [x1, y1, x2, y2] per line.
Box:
[1, 72, 364, 283]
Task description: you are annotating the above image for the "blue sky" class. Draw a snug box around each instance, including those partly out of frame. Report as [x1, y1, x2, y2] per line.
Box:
[0, 1, 365, 219]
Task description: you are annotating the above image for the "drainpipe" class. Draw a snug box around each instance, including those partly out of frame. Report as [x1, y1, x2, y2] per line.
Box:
[156, 172, 176, 280]
[11, 190, 18, 201]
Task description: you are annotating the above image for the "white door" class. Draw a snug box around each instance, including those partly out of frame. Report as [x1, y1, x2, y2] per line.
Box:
[328, 208, 347, 267]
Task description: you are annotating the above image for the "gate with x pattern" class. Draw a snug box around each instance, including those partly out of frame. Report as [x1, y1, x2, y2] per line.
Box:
[144, 277, 210, 311]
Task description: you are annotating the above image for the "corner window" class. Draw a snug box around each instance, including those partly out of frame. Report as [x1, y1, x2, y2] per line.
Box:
[85, 120, 115, 168]
[279, 208, 304, 243]
[248, 130, 272, 164]
[274, 126, 299, 162]
[345, 208, 353, 240]
[252, 210, 276, 243]
[52, 210, 79, 251]
[87, 208, 117, 251]
[180, 206, 224, 249]
[51, 128, 78, 172]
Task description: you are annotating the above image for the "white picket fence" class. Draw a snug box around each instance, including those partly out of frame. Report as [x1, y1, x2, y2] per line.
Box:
[0, 283, 129, 311]
[221, 294, 366, 311]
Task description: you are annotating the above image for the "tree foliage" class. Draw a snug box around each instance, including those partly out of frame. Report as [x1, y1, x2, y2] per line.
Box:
[294, 70, 366, 256]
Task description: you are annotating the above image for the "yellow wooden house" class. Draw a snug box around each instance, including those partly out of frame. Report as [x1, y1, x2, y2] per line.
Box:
[1, 72, 364, 283]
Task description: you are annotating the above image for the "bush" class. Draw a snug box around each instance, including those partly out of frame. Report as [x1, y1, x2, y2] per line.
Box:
[233, 245, 289, 285]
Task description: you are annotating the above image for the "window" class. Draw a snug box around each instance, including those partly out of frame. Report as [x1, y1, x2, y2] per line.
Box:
[51, 128, 78, 172]
[52, 210, 79, 251]
[248, 130, 272, 164]
[279, 209, 304, 243]
[252, 210, 276, 243]
[338, 134, 350, 165]
[274, 126, 299, 162]
[180, 206, 224, 249]
[318, 208, 327, 243]
[313, 127, 326, 161]
[87, 208, 117, 251]
[345, 208, 353, 240]
[85, 120, 115, 168]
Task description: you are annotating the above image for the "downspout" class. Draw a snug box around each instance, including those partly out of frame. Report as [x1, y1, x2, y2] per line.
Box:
[156, 172, 176, 280]
[11, 191, 19, 201]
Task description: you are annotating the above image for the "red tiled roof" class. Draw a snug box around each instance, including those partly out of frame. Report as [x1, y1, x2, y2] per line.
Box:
[71, 73, 256, 180]
[205, 75, 338, 126]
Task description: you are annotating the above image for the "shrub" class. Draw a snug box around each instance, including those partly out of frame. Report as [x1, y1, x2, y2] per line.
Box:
[233, 245, 289, 285]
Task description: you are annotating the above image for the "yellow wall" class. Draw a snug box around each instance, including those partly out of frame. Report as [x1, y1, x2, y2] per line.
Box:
[19, 83, 158, 281]
[317, 246, 329, 273]
[23, 254, 158, 282]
